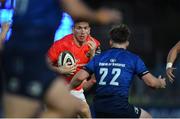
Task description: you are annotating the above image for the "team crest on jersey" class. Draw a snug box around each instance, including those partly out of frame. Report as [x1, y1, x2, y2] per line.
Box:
[110, 59, 116, 62]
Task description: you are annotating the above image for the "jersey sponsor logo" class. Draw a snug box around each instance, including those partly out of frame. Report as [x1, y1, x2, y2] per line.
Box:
[99, 62, 125, 67]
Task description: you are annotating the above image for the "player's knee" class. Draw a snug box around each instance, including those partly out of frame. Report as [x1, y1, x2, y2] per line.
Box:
[79, 106, 89, 114]
[140, 108, 152, 118]
[78, 103, 91, 117]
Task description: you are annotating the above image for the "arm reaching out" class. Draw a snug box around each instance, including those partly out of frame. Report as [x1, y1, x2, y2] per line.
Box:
[166, 41, 180, 82]
[70, 69, 90, 90]
[61, 0, 122, 24]
[142, 73, 166, 89]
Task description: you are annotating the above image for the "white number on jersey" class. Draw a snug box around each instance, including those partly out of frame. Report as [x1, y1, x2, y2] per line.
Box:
[99, 68, 121, 86]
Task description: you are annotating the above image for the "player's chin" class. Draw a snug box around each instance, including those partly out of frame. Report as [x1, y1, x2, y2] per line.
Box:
[78, 39, 85, 43]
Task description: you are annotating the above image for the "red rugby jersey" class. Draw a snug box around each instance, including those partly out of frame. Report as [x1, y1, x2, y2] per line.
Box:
[48, 34, 100, 90]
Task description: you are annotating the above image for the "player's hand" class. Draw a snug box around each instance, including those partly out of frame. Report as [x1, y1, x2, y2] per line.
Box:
[166, 67, 176, 83]
[87, 36, 96, 58]
[95, 8, 122, 24]
[158, 75, 166, 88]
[87, 36, 96, 52]
[82, 78, 96, 91]
[59, 62, 77, 75]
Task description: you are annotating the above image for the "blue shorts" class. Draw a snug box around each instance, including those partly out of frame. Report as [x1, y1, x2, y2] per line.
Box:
[2, 51, 57, 100]
[93, 95, 141, 118]
[94, 106, 141, 118]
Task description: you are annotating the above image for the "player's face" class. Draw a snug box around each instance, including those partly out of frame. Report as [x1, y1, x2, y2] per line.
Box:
[73, 22, 90, 43]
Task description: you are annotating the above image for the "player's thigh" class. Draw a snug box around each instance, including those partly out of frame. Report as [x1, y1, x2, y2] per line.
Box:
[44, 77, 80, 117]
[78, 101, 91, 118]
[3, 93, 41, 118]
[139, 108, 152, 118]
[2, 53, 57, 117]
[70, 89, 91, 117]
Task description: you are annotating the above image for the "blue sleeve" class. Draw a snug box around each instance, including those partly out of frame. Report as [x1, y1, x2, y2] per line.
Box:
[83, 56, 96, 75]
[135, 56, 149, 78]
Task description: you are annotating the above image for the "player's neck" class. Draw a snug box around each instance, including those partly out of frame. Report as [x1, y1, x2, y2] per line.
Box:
[111, 43, 127, 49]
[73, 37, 85, 47]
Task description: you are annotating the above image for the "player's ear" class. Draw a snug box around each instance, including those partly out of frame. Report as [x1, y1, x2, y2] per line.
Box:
[126, 41, 129, 47]
[88, 27, 91, 35]
[109, 39, 113, 46]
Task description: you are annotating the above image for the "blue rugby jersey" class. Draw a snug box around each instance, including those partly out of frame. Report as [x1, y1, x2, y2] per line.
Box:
[4, 0, 62, 54]
[84, 48, 149, 113]
[14, 0, 61, 29]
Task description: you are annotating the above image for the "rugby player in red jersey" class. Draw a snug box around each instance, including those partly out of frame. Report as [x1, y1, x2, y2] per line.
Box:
[47, 19, 101, 118]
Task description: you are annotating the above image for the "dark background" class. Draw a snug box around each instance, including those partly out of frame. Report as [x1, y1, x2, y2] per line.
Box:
[84, 0, 180, 117]
[1, 0, 180, 117]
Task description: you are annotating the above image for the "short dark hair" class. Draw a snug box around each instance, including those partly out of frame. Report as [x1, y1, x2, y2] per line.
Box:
[109, 24, 131, 43]
[73, 18, 89, 26]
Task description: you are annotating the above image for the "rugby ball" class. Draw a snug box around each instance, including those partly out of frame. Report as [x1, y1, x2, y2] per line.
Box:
[58, 51, 75, 66]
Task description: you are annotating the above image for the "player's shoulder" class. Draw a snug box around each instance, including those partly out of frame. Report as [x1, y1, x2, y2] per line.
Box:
[126, 50, 140, 59]
[126, 50, 143, 62]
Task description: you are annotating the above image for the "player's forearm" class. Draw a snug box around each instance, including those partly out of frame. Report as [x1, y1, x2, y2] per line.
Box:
[70, 75, 84, 90]
[47, 57, 67, 74]
[167, 48, 178, 64]
[61, 0, 95, 20]
[51, 66, 63, 74]
[150, 78, 163, 89]
[167, 41, 180, 65]
[143, 73, 164, 89]
[70, 69, 90, 89]
[83, 78, 96, 91]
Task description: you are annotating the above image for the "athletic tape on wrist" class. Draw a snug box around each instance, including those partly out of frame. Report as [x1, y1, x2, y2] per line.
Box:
[166, 62, 173, 69]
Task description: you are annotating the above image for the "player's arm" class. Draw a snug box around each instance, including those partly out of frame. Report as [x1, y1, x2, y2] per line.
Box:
[87, 36, 101, 59]
[141, 73, 166, 89]
[70, 55, 96, 89]
[166, 41, 180, 82]
[136, 56, 166, 89]
[47, 57, 77, 75]
[60, 0, 122, 24]
[70, 69, 90, 90]
[83, 74, 96, 91]
[0, 22, 10, 50]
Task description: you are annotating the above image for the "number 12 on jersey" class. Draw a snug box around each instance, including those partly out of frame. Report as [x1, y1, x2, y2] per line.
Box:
[99, 68, 121, 86]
